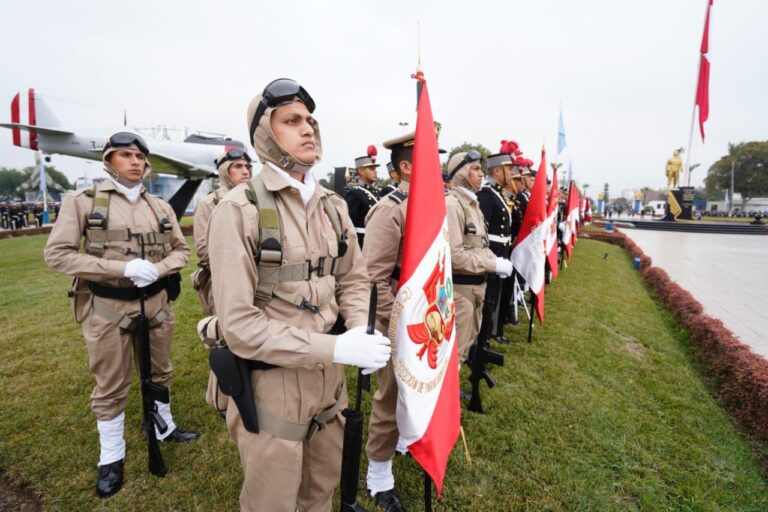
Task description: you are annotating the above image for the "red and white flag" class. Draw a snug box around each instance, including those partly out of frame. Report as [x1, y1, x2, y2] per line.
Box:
[563, 181, 580, 259]
[391, 75, 460, 496]
[544, 165, 559, 281]
[696, 0, 713, 141]
[511, 149, 548, 324]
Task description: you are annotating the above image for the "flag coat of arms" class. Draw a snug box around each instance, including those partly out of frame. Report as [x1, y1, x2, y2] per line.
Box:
[390, 75, 460, 496]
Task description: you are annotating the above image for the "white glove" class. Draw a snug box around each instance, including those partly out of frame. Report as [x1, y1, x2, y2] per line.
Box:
[124, 258, 159, 287]
[333, 325, 391, 374]
[495, 257, 513, 278]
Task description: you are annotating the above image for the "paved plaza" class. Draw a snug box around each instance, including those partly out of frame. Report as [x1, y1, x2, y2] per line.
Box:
[621, 228, 768, 358]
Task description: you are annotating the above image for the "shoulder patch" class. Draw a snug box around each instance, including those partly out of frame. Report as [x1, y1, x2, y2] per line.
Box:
[388, 190, 408, 204]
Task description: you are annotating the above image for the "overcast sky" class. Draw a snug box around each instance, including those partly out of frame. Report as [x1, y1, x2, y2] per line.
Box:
[1, 0, 766, 197]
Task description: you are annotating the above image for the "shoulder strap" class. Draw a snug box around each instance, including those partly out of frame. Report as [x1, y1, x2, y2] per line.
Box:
[451, 190, 488, 249]
[142, 193, 174, 255]
[389, 190, 407, 204]
[246, 177, 284, 308]
[213, 189, 221, 206]
[85, 185, 111, 256]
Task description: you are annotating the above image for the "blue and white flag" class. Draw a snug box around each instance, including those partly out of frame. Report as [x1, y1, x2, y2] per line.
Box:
[557, 108, 567, 155]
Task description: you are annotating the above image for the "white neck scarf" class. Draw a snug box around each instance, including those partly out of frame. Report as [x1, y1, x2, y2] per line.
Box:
[457, 186, 477, 203]
[267, 162, 316, 207]
[109, 177, 143, 204]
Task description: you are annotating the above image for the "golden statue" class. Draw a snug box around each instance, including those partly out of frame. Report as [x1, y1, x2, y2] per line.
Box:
[665, 149, 683, 189]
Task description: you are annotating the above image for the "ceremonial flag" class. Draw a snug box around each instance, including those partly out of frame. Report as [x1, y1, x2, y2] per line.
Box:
[544, 167, 559, 282]
[563, 181, 580, 259]
[557, 108, 567, 156]
[696, 0, 713, 141]
[511, 149, 548, 324]
[392, 74, 459, 496]
[584, 198, 592, 224]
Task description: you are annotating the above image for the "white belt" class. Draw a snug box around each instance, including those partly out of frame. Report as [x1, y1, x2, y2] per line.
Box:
[355, 227, 366, 234]
[488, 234, 511, 244]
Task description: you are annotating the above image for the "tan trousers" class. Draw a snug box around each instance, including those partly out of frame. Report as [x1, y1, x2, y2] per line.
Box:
[82, 294, 174, 421]
[227, 366, 348, 512]
[365, 359, 399, 462]
[453, 283, 485, 364]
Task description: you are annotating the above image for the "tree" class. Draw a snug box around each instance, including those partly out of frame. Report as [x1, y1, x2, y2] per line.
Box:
[705, 141, 768, 209]
[443, 142, 492, 174]
[0, 168, 28, 198]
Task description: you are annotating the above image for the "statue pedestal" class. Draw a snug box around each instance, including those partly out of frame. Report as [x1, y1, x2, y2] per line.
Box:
[662, 187, 694, 221]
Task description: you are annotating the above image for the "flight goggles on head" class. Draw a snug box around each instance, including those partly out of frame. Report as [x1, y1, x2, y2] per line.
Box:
[103, 132, 150, 156]
[249, 78, 316, 142]
[449, 149, 483, 178]
[215, 147, 252, 168]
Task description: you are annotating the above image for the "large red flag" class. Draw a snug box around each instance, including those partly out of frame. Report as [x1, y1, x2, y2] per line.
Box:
[696, 0, 713, 141]
[544, 165, 559, 281]
[563, 181, 580, 259]
[511, 149, 548, 324]
[392, 74, 460, 497]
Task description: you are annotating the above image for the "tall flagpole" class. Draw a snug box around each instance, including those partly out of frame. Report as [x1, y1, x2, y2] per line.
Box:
[685, 0, 712, 187]
[684, 60, 701, 188]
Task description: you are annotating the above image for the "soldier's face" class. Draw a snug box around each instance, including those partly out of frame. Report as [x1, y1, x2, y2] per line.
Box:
[109, 148, 146, 182]
[227, 159, 252, 186]
[468, 162, 484, 190]
[524, 176, 534, 190]
[360, 166, 377, 184]
[270, 101, 317, 164]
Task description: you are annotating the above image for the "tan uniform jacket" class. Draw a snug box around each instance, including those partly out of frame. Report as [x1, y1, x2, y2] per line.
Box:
[207, 165, 370, 375]
[362, 181, 409, 462]
[45, 180, 190, 296]
[193, 185, 230, 265]
[362, 181, 409, 334]
[446, 187, 496, 275]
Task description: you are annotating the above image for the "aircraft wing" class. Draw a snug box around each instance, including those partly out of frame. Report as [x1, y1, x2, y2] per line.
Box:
[147, 152, 214, 179]
[0, 122, 73, 136]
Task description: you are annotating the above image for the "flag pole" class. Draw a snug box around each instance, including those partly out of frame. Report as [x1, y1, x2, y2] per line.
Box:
[684, 61, 701, 188]
[685, 0, 712, 187]
[527, 294, 535, 343]
[424, 471, 433, 512]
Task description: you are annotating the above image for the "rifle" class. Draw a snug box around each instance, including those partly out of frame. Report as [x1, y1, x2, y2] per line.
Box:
[339, 284, 377, 512]
[468, 277, 504, 414]
[132, 232, 170, 477]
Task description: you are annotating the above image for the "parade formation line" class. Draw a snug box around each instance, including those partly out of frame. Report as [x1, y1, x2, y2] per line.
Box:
[1, 234, 766, 510]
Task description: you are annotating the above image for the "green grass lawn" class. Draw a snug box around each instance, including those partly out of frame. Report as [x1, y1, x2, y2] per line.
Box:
[0, 236, 766, 511]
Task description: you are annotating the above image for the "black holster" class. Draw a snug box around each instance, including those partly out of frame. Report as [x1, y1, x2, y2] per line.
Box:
[166, 272, 181, 301]
[209, 347, 277, 434]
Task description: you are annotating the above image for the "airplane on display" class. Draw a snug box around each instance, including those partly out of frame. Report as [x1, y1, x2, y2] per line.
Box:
[0, 89, 246, 218]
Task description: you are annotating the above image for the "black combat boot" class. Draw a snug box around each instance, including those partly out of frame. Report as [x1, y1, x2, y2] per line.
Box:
[96, 459, 124, 498]
[373, 488, 405, 512]
[160, 428, 199, 442]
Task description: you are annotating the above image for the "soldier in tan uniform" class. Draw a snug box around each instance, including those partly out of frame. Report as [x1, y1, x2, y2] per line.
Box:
[44, 132, 197, 498]
[200, 78, 391, 512]
[445, 151, 513, 364]
[192, 147, 253, 415]
[361, 132, 419, 512]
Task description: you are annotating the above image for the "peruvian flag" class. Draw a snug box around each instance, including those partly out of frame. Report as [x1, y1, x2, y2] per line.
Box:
[563, 181, 580, 259]
[584, 197, 592, 224]
[392, 74, 460, 496]
[511, 149, 548, 324]
[544, 164, 559, 281]
[696, 0, 713, 141]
